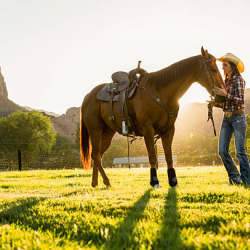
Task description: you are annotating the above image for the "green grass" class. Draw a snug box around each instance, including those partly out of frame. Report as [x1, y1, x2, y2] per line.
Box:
[0, 166, 250, 249]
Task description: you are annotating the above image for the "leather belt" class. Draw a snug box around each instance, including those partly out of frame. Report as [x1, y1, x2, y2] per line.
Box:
[224, 109, 244, 118]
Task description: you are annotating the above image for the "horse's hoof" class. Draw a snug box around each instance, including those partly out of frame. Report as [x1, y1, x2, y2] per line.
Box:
[168, 168, 178, 187]
[91, 183, 98, 187]
[104, 180, 111, 187]
[153, 184, 162, 188]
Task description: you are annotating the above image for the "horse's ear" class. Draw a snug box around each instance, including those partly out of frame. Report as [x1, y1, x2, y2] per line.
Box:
[201, 47, 209, 58]
[205, 49, 210, 57]
[201, 46, 206, 56]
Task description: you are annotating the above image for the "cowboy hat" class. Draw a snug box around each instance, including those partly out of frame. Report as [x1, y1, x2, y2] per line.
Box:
[217, 53, 244, 73]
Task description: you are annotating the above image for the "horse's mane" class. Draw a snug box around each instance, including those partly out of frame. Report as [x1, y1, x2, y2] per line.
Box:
[145, 55, 200, 90]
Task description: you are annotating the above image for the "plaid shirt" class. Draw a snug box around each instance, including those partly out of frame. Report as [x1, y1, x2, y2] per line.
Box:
[223, 75, 245, 112]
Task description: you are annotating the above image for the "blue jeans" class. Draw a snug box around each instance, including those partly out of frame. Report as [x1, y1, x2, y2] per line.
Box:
[219, 112, 250, 184]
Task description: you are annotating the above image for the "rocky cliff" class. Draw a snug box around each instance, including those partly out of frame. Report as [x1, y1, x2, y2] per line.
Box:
[0, 66, 79, 140]
[2, 65, 250, 142]
[0, 67, 8, 99]
[0, 67, 25, 117]
[51, 107, 80, 141]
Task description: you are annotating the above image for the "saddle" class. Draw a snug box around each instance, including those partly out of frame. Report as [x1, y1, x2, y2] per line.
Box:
[96, 61, 147, 136]
[96, 71, 136, 102]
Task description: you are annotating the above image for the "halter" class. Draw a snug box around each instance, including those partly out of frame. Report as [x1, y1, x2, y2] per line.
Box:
[196, 55, 215, 91]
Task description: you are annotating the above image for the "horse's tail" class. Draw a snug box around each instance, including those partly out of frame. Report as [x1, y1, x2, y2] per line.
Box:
[80, 106, 92, 169]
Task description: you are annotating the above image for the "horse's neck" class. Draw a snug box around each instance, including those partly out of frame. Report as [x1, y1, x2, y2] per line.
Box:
[173, 72, 198, 101]
[162, 56, 201, 102]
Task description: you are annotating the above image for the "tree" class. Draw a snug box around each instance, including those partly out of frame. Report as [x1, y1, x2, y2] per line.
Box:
[52, 134, 75, 152]
[246, 114, 250, 140]
[210, 136, 219, 154]
[75, 122, 80, 145]
[0, 111, 56, 153]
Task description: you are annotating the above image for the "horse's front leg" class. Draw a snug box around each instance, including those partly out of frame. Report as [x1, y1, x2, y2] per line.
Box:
[143, 123, 160, 188]
[161, 126, 178, 187]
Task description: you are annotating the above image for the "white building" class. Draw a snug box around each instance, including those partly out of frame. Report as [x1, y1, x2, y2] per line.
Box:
[112, 155, 177, 168]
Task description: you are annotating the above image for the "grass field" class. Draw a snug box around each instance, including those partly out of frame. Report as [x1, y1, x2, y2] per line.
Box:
[0, 166, 250, 250]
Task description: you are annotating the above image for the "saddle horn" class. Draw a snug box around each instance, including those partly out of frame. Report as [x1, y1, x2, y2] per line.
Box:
[138, 61, 142, 69]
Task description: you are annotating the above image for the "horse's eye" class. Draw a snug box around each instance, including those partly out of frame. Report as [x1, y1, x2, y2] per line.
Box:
[211, 69, 217, 73]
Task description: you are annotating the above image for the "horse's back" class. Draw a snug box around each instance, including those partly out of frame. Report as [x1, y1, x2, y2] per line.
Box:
[82, 84, 106, 107]
[81, 84, 106, 120]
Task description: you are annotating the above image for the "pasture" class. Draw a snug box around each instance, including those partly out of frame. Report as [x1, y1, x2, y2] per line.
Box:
[0, 166, 250, 250]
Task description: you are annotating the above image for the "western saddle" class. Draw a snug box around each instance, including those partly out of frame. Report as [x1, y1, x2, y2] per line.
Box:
[96, 61, 147, 136]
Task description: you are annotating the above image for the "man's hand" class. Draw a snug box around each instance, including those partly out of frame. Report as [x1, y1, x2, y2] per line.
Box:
[213, 87, 227, 97]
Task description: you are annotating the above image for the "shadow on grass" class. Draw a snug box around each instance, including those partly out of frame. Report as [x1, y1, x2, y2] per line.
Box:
[0, 191, 77, 227]
[151, 187, 184, 250]
[0, 197, 45, 225]
[103, 188, 152, 249]
[2, 189, 183, 249]
[243, 183, 250, 189]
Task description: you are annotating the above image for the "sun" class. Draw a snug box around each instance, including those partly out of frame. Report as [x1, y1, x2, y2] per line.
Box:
[178, 83, 211, 107]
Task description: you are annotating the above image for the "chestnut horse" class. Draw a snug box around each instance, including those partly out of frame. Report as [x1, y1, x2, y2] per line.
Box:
[80, 47, 224, 188]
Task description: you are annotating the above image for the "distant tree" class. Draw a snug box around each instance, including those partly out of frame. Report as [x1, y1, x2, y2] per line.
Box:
[75, 122, 80, 145]
[183, 132, 214, 156]
[210, 136, 218, 154]
[0, 111, 56, 153]
[52, 134, 75, 152]
[246, 114, 250, 140]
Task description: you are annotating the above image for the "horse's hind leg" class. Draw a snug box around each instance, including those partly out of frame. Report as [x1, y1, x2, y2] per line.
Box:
[92, 164, 99, 188]
[101, 126, 116, 159]
[100, 126, 116, 183]
[90, 127, 114, 187]
[89, 129, 105, 187]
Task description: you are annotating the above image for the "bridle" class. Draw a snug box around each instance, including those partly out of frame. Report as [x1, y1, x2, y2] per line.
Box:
[196, 55, 215, 92]
[196, 55, 217, 136]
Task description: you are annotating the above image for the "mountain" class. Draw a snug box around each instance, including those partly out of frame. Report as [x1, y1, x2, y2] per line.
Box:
[0, 67, 25, 117]
[51, 107, 80, 141]
[2, 66, 250, 142]
[175, 102, 224, 139]
[175, 88, 250, 139]
[22, 106, 60, 117]
[0, 68, 79, 141]
[0, 67, 8, 99]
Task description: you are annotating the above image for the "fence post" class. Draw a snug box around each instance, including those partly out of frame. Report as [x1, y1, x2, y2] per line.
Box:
[18, 150, 22, 171]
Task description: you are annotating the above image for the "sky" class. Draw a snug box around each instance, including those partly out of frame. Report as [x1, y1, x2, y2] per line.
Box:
[0, 0, 250, 115]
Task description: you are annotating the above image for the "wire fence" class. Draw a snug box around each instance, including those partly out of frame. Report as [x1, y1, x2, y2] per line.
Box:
[0, 150, 82, 171]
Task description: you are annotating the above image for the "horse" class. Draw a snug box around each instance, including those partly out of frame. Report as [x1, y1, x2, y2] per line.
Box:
[80, 47, 225, 188]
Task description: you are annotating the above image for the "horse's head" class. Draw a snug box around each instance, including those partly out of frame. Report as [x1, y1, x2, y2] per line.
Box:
[197, 47, 225, 96]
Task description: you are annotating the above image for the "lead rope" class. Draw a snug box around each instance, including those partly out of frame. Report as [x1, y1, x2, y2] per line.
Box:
[207, 102, 216, 136]
[197, 55, 217, 137]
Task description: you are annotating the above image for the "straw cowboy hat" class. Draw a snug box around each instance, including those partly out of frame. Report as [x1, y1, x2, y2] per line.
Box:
[217, 53, 244, 73]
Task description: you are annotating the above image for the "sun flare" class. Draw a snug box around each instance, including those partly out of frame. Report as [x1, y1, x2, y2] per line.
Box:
[178, 83, 211, 107]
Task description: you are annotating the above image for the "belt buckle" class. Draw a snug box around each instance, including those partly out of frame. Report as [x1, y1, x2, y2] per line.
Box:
[225, 111, 232, 118]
